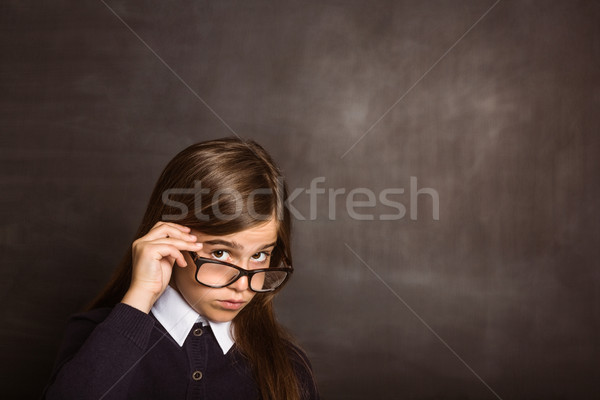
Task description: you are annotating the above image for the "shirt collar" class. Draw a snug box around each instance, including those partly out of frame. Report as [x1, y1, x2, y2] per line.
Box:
[150, 285, 235, 354]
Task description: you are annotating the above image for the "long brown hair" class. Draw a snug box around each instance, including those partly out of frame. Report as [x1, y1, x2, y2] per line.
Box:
[89, 137, 310, 400]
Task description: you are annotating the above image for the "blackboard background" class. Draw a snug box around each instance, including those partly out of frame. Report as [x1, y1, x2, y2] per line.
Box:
[1, 1, 599, 399]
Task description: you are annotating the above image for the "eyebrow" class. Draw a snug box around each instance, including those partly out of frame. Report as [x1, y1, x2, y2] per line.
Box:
[202, 239, 277, 251]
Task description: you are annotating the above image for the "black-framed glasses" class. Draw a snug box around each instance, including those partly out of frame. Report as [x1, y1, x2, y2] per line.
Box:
[188, 252, 293, 293]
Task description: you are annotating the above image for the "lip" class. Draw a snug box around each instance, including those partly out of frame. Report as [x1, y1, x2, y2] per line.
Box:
[217, 300, 247, 311]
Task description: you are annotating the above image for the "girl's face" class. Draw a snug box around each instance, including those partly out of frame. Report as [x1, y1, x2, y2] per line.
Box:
[171, 218, 279, 323]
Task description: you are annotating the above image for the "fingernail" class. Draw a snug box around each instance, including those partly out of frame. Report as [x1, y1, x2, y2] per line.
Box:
[194, 242, 202, 246]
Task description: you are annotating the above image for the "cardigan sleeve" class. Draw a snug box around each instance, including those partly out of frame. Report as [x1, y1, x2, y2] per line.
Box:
[43, 303, 155, 400]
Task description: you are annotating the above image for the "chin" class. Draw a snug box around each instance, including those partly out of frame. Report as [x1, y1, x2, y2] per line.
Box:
[204, 309, 241, 323]
[207, 314, 237, 323]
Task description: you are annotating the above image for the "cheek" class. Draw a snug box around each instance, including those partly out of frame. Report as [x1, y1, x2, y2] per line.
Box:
[175, 269, 213, 306]
[247, 291, 258, 303]
[188, 286, 210, 304]
[173, 262, 196, 294]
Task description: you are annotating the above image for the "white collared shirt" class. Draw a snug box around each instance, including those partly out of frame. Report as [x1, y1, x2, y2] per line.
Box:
[150, 285, 235, 354]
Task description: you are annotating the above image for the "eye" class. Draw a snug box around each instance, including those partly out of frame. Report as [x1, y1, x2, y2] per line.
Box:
[211, 250, 230, 261]
[251, 252, 269, 263]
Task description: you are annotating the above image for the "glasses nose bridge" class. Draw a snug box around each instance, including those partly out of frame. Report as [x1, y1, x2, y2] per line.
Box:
[232, 258, 254, 280]
[229, 269, 251, 291]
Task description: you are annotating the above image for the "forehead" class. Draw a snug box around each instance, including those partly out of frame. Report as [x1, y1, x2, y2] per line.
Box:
[191, 218, 278, 249]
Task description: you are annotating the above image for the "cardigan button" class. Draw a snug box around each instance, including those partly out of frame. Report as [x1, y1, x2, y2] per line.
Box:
[192, 370, 203, 381]
[193, 328, 203, 336]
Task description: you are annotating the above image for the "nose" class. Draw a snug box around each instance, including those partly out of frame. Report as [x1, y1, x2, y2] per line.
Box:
[229, 274, 250, 292]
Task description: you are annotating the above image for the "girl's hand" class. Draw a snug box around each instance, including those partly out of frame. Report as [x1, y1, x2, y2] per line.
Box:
[121, 221, 203, 313]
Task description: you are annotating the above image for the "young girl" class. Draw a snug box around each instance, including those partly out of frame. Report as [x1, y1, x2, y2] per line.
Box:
[43, 138, 319, 400]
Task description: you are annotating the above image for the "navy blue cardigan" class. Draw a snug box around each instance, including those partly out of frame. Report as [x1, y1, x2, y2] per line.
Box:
[43, 303, 319, 399]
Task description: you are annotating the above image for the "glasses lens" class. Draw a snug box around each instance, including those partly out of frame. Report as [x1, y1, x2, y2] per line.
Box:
[250, 270, 289, 292]
[197, 263, 239, 287]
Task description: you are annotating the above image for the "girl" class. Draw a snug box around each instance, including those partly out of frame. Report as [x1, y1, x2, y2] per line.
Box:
[43, 138, 319, 400]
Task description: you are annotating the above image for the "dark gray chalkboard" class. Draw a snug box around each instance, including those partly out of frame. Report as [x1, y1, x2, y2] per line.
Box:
[1, 1, 599, 398]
